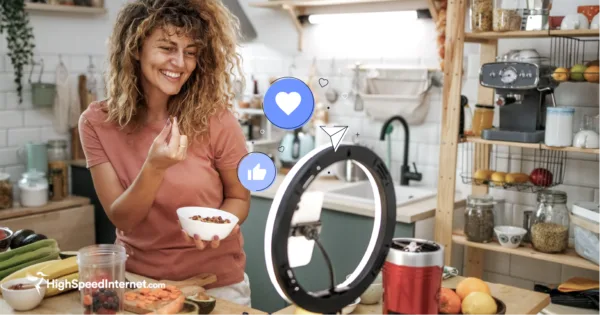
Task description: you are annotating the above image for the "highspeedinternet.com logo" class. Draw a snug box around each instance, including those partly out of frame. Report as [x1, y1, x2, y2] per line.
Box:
[29, 272, 165, 294]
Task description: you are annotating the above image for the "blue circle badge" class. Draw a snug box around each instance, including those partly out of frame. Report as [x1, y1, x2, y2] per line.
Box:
[237, 152, 277, 192]
[263, 77, 315, 130]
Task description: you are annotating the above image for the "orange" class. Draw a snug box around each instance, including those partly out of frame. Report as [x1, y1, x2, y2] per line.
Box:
[456, 277, 491, 300]
[584, 65, 599, 83]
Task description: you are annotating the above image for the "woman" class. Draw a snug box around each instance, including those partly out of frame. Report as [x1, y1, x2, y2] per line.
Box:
[78, 0, 252, 306]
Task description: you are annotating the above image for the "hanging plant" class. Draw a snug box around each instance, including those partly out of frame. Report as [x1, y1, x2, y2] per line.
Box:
[0, 0, 35, 103]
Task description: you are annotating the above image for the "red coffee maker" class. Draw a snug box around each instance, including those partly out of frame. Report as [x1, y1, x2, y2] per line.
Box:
[382, 238, 445, 314]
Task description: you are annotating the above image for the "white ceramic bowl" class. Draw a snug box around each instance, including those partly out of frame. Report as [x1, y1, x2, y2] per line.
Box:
[341, 297, 360, 314]
[591, 14, 599, 29]
[0, 277, 46, 311]
[177, 207, 239, 241]
[359, 272, 383, 304]
[494, 226, 527, 249]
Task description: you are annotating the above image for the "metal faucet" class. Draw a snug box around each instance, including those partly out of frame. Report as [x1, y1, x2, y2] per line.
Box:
[379, 115, 422, 186]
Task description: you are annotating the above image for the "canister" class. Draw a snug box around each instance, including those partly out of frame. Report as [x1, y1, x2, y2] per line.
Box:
[545, 106, 574, 147]
[0, 173, 12, 209]
[382, 238, 444, 314]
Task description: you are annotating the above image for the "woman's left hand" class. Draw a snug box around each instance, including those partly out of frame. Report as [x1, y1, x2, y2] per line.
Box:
[178, 220, 240, 250]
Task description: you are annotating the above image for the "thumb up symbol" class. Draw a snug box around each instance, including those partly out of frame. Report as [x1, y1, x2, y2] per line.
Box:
[248, 163, 267, 181]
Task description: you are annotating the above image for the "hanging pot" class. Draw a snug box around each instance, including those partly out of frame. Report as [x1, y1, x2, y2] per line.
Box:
[29, 59, 56, 107]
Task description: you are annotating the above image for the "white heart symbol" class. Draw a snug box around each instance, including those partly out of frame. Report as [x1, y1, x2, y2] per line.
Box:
[341, 93, 349, 99]
[319, 78, 329, 87]
[275, 92, 301, 115]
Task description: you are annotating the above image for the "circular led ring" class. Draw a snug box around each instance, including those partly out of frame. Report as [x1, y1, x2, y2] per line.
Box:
[265, 144, 397, 314]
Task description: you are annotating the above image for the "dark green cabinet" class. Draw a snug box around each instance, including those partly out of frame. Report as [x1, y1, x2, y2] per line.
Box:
[242, 196, 416, 313]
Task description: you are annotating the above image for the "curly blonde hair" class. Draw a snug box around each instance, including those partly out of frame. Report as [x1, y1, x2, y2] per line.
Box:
[104, 0, 243, 141]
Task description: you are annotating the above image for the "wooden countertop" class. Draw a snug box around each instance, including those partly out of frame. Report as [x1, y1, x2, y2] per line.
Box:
[0, 290, 267, 314]
[0, 196, 90, 220]
[273, 276, 551, 315]
[252, 174, 465, 223]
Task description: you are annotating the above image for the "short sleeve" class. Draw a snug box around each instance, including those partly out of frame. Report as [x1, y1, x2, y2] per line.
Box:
[78, 113, 109, 168]
[210, 110, 248, 170]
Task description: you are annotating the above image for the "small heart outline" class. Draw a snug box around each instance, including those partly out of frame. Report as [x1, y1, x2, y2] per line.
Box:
[278, 146, 285, 152]
[341, 93, 349, 99]
[318, 78, 329, 88]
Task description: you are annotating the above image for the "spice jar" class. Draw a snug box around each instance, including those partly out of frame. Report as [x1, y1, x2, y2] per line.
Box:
[47, 140, 69, 201]
[464, 194, 495, 243]
[493, 0, 522, 31]
[18, 170, 49, 208]
[531, 190, 569, 253]
[78, 244, 127, 314]
[0, 173, 13, 210]
[471, 0, 494, 32]
[472, 105, 495, 136]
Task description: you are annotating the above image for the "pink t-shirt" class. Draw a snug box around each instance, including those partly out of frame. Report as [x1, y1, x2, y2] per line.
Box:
[78, 100, 248, 289]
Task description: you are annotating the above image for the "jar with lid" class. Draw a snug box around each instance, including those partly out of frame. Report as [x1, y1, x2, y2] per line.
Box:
[47, 140, 69, 162]
[472, 105, 495, 136]
[493, 0, 522, 31]
[545, 107, 574, 147]
[464, 194, 495, 243]
[47, 140, 69, 201]
[0, 172, 13, 210]
[78, 244, 127, 314]
[471, 0, 494, 32]
[18, 170, 48, 208]
[531, 190, 569, 253]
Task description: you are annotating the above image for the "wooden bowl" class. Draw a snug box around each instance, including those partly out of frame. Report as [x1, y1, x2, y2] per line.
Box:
[444, 289, 506, 314]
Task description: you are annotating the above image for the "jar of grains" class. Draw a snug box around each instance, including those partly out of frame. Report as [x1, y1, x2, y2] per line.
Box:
[471, 0, 494, 32]
[531, 190, 569, 253]
[464, 194, 495, 243]
[493, 0, 522, 31]
[0, 172, 12, 209]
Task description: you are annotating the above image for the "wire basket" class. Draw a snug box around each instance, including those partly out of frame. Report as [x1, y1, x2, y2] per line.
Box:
[549, 36, 599, 84]
[459, 142, 567, 193]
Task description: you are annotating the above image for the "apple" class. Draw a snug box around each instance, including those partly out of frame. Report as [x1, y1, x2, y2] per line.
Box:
[530, 168, 553, 187]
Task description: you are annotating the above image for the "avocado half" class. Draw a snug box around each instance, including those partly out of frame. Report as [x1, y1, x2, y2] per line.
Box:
[185, 295, 216, 314]
[10, 229, 35, 249]
[180, 301, 200, 314]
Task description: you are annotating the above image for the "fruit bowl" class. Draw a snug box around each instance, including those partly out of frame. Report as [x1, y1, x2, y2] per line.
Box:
[0, 227, 13, 252]
[494, 226, 527, 249]
[177, 207, 239, 241]
[445, 289, 506, 314]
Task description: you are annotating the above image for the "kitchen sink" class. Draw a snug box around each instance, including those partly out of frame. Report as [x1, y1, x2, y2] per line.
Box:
[325, 181, 437, 207]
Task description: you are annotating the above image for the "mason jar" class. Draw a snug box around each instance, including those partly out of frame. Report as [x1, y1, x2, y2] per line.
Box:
[18, 170, 49, 208]
[0, 172, 13, 209]
[464, 194, 495, 243]
[471, 0, 494, 32]
[531, 190, 569, 253]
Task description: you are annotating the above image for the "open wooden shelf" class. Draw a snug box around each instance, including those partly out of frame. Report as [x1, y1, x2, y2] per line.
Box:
[452, 234, 600, 272]
[463, 136, 600, 154]
[465, 29, 600, 43]
[249, 0, 401, 9]
[25, 2, 106, 15]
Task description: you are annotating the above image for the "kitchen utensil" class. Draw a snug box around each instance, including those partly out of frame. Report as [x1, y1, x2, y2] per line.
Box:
[479, 59, 556, 143]
[0, 277, 46, 311]
[350, 64, 364, 111]
[382, 238, 444, 314]
[522, 210, 533, 242]
[29, 59, 56, 107]
[494, 226, 527, 249]
[279, 128, 315, 168]
[325, 59, 339, 104]
[334, 159, 368, 182]
[177, 207, 239, 241]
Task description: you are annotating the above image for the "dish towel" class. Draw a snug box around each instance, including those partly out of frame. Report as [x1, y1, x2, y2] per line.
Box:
[558, 277, 600, 292]
[53, 62, 81, 134]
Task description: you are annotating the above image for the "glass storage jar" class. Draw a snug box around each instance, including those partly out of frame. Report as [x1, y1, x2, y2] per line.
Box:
[47, 140, 68, 162]
[493, 0, 522, 31]
[471, 0, 494, 32]
[472, 105, 495, 136]
[78, 244, 127, 314]
[464, 194, 495, 243]
[0, 172, 12, 209]
[18, 170, 48, 208]
[531, 190, 569, 253]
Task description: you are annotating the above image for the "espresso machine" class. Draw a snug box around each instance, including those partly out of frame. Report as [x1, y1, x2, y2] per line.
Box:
[479, 61, 557, 143]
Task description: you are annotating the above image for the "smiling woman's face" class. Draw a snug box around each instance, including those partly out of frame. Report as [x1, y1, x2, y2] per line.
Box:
[139, 25, 198, 97]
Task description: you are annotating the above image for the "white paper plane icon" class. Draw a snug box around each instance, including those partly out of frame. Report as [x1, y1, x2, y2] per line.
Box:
[319, 125, 349, 152]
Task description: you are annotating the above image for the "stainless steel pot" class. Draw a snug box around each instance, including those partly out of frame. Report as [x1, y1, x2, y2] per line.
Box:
[335, 160, 368, 182]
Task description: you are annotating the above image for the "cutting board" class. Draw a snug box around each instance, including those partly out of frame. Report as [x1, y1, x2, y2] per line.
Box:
[124, 272, 217, 314]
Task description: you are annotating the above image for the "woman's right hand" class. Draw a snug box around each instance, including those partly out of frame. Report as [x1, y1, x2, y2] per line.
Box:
[146, 116, 188, 171]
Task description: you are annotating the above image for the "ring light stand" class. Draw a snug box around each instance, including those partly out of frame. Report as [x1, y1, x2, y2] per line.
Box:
[264, 144, 397, 314]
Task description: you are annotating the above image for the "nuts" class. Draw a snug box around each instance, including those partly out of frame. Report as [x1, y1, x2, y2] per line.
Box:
[471, 0, 493, 32]
[531, 222, 568, 253]
[0, 179, 12, 210]
[189, 215, 231, 224]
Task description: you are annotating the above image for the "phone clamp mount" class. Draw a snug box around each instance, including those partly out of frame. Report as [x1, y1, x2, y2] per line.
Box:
[264, 144, 398, 314]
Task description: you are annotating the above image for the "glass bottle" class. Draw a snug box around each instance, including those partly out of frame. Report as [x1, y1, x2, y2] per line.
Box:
[531, 190, 569, 253]
[47, 140, 69, 202]
[472, 105, 495, 137]
[464, 194, 495, 243]
[0, 172, 12, 210]
[471, 0, 494, 32]
[493, 0, 522, 31]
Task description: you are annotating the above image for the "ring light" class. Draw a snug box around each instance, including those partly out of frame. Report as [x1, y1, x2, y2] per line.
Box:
[264, 144, 397, 314]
